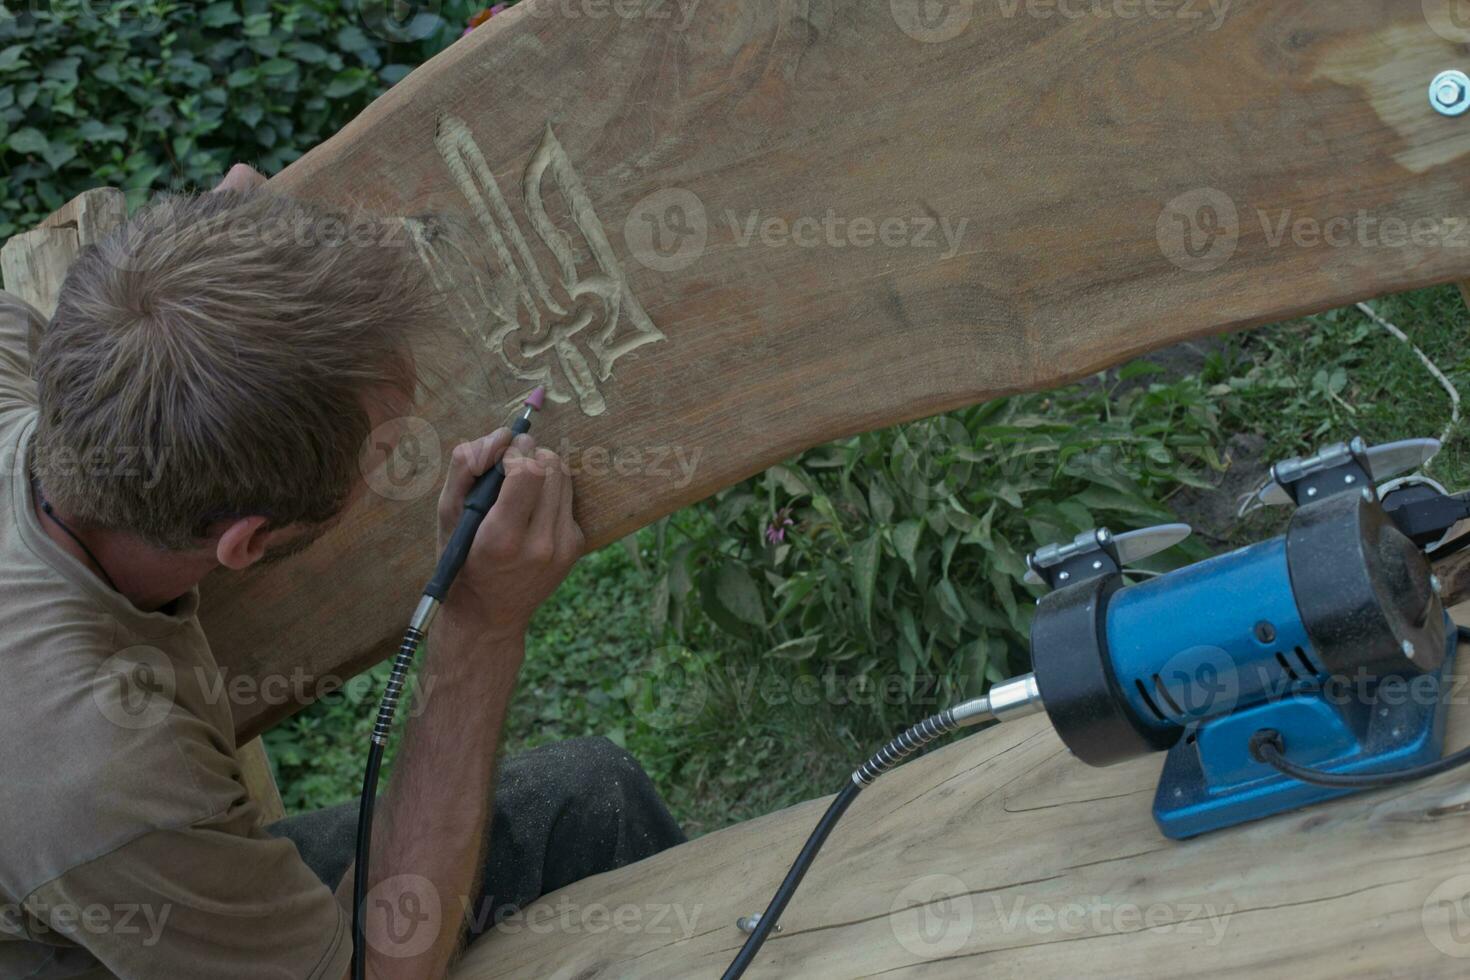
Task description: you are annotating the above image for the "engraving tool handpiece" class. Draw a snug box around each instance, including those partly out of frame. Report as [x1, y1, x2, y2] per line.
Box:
[416, 385, 548, 629]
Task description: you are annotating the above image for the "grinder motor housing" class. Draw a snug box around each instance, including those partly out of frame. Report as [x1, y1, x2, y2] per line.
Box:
[1029, 486, 1455, 839]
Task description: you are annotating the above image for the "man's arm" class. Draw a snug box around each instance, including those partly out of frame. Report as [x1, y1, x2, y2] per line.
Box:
[334, 429, 583, 979]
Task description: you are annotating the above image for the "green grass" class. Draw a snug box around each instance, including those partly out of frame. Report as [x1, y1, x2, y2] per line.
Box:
[1216, 288, 1466, 481]
[1199, 286, 1467, 545]
[500, 540, 869, 835]
[267, 283, 1468, 836]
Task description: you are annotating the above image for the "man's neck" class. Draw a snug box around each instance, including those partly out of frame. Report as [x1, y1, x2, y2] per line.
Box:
[32, 496, 211, 613]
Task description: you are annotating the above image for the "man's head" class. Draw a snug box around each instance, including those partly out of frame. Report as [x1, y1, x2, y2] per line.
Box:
[32, 188, 437, 568]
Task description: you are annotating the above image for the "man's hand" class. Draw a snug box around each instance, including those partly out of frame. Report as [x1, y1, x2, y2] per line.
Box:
[436, 430, 584, 639]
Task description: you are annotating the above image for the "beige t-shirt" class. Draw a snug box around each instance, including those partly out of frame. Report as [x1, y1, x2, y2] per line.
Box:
[0, 291, 350, 979]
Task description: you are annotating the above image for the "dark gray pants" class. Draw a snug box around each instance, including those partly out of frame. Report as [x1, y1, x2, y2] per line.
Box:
[268, 737, 686, 939]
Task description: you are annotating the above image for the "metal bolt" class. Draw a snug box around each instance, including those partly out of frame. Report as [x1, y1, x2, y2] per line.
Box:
[1403, 639, 1417, 660]
[737, 914, 780, 935]
[1254, 621, 1277, 644]
[1430, 70, 1470, 117]
[1306, 486, 1318, 498]
[1431, 574, 1444, 596]
[1098, 529, 1112, 543]
[1361, 488, 1374, 503]
[1059, 570, 1070, 581]
[1344, 474, 1356, 485]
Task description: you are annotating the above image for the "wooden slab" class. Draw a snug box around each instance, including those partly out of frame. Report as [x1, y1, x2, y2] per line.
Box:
[0, 187, 125, 318]
[455, 605, 1470, 978]
[0, 226, 77, 320]
[211, 0, 1470, 738]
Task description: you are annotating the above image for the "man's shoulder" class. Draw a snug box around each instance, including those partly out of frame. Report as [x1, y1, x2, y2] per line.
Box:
[0, 287, 43, 421]
[0, 288, 45, 327]
[0, 613, 246, 906]
[0, 289, 44, 348]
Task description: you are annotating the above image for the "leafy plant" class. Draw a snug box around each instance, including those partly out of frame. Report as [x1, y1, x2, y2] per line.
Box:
[0, 0, 488, 237]
[653, 370, 1224, 728]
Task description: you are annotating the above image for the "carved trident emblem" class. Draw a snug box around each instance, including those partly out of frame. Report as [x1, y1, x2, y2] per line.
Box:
[408, 116, 665, 417]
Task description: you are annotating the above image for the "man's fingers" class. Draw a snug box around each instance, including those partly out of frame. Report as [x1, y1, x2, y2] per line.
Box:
[480, 442, 546, 541]
[527, 448, 564, 555]
[438, 428, 515, 527]
[555, 457, 583, 561]
[470, 429, 520, 477]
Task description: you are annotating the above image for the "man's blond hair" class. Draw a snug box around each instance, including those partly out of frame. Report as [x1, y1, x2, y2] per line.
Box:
[33, 188, 437, 550]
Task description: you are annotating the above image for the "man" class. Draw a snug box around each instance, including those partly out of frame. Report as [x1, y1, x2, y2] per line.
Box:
[0, 165, 685, 979]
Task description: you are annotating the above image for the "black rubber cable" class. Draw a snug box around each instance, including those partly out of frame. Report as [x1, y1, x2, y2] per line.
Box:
[721, 709, 967, 980]
[350, 401, 537, 978]
[1249, 625, 1470, 790]
[719, 782, 860, 980]
[351, 741, 385, 975]
[1251, 729, 1470, 788]
[1430, 530, 1470, 560]
[352, 625, 426, 980]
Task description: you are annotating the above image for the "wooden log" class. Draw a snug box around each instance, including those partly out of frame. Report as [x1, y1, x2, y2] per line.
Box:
[0, 187, 125, 319]
[1435, 546, 1470, 607]
[454, 603, 1470, 978]
[200, 0, 1470, 739]
[237, 736, 287, 825]
[1, 225, 77, 321]
[36, 185, 126, 249]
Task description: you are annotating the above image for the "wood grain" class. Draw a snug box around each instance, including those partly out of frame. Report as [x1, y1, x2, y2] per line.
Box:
[454, 603, 1470, 979]
[208, 0, 1470, 739]
[0, 187, 125, 318]
[36, 185, 126, 250]
[1, 226, 77, 320]
[237, 736, 287, 826]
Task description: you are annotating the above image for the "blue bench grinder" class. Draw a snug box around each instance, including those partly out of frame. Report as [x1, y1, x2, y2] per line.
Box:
[723, 436, 1470, 978]
[987, 436, 1465, 839]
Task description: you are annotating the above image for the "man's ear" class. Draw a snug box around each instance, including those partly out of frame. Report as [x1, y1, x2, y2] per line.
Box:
[215, 516, 272, 571]
[214, 163, 267, 192]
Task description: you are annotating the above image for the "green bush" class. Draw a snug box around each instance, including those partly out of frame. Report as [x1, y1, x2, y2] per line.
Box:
[0, 0, 492, 237]
[655, 369, 1224, 727]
